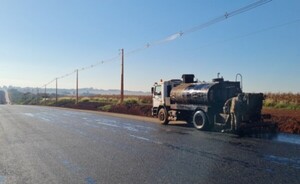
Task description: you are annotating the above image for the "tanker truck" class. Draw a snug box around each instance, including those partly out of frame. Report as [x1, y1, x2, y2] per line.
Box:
[151, 74, 269, 133]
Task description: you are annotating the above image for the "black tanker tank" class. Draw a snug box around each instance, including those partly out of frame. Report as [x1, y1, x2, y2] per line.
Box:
[170, 75, 242, 106]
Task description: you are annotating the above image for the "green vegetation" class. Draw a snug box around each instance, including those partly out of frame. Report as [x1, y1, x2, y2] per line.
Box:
[79, 97, 90, 103]
[0, 90, 6, 104]
[99, 105, 112, 111]
[8, 89, 39, 105]
[123, 97, 139, 105]
[263, 93, 300, 110]
[50, 99, 76, 106]
[25, 94, 151, 114]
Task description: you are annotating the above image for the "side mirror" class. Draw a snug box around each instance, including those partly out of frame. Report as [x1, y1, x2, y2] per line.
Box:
[151, 87, 154, 94]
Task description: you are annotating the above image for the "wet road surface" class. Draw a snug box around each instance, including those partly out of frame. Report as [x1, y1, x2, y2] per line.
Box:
[0, 105, 299, 184]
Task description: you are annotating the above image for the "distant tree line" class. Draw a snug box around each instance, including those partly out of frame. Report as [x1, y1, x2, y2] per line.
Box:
[0, 91, 6, 104]
[8, 89, 38, 105]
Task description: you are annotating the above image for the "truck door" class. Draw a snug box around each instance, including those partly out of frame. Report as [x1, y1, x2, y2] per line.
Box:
[153, 85, 162, 108]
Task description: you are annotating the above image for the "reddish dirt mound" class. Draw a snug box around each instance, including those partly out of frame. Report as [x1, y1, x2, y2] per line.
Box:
[58, 102, 153, 117]
[108, 104, 152, 117]
[263, 108, 300, 134]
[59, 102, 110, 110]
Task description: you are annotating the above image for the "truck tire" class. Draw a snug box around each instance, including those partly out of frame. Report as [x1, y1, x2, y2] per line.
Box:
[193, 110, 208, 130]
[158, 108, 169, 125]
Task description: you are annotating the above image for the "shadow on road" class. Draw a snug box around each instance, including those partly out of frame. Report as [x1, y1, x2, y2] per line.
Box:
[167, 122, 194, 128]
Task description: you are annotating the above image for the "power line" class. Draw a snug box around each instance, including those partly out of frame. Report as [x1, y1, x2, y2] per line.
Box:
[41, 0, 272, 89]
[192, 19, 300, 49]
[184, 0, 272, 35]
[126, 0, 272, 55]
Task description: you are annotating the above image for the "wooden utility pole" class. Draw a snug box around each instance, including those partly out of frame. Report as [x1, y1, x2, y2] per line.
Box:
[56, 78, 58, 104]
[76, 69, 79, 104]
[44, 85, 47, 105]
[120, 48, 124, 104]
[36, 88, 39, 105]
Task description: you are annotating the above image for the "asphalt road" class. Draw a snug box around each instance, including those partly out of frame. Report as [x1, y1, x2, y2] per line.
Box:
[0, 105, 299, 184]
[3, 89, 10, 105]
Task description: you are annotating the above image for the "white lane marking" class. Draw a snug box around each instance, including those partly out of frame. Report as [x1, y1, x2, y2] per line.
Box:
[129, 134, 163, 145]
[40, 117, 51, 122]
[97, 121, 139, 132]
[129, 134, 151, 142]
[23, 113, 35, 117]
[97, 122, 119, 128]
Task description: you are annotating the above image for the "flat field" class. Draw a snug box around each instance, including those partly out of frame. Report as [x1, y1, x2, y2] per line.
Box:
[264, 92, 300, 110]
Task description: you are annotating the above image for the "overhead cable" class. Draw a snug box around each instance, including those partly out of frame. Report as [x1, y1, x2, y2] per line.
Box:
[126, 0, 272, 55]
[41, 0, 272, 88]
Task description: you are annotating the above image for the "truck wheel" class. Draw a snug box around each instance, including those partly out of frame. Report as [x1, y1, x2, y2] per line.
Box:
[158, 108, 169, 125]
[193, 110, 208, 130]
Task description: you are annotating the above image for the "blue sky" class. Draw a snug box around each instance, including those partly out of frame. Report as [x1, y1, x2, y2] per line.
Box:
[0, 0, 299, 93]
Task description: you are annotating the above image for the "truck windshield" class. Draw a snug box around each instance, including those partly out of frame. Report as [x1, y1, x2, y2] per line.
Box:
[154, 85, 162, 96]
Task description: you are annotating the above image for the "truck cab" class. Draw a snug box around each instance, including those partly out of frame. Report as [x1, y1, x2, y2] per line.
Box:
[151, 79, 182, 117]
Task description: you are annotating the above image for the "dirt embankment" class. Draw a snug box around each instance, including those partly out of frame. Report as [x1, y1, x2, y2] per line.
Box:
[56, 101, 152, 117]
[263, 108, 300, 134]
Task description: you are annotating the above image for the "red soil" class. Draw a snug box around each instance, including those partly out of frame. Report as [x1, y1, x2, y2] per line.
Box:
[262, 108, 300, 134]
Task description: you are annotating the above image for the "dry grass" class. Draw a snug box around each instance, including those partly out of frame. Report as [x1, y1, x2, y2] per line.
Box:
[264, 93, 300, 110]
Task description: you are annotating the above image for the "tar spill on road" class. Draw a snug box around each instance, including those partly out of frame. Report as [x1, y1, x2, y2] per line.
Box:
[243, 129, 300, 146]
[264, 155, 300, 169]
[274, 133, 300, 145]
[252, 133, 300, 145]
[0, 176, 5, 184]
[85, 177, 97, 184]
